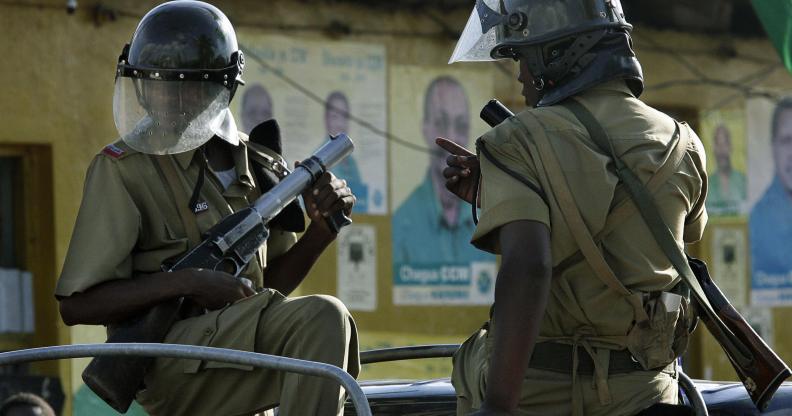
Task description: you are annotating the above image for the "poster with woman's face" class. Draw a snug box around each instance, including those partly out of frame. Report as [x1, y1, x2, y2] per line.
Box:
[747, 97, 792, 306]
[700, 109, 747, 216]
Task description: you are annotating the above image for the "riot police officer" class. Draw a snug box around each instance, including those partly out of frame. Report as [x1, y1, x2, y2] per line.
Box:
[56, 2, 359, 415]
[440, 1, 707, 415]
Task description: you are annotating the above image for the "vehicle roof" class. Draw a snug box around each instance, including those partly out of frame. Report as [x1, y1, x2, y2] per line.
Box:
[350, 378, 792, 415]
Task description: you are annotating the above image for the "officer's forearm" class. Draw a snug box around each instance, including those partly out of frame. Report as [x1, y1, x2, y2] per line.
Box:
[262, 222, 335, 295]
[483, 221, 551, 413]
[58, 271, 190, 326]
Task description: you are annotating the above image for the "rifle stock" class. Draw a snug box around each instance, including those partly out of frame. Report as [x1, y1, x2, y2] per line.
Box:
[689, 257, 791, 410]
[83, 300, 182, 412]
[81, 134, 354, 413]
[480, 99, 790, 410]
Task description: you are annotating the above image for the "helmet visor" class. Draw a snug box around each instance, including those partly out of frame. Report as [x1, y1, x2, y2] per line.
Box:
[113, 77, 238, 155]
[448, 0, 501, 64]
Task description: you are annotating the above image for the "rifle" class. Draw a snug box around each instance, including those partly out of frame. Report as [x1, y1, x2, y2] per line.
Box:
[82, 134, 355, 413]
[479, 99, 790, 411]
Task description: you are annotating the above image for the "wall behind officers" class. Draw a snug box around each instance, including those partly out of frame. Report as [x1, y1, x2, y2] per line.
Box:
[391, 73, 496, 306]
[55, 2, 358, 416]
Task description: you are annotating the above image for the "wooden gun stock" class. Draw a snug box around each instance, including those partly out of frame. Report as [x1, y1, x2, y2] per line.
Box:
[689, 257, 791, 410]
[82, 300, 182, 412]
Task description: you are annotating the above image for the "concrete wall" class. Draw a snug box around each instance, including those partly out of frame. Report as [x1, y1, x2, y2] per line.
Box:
[1, 0, 791, 414]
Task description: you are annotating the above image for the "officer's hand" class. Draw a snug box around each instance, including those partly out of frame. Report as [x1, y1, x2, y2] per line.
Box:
[302, 170, 355, 234]
[180, 268, 256, 310]
[436, 137, 480, 205]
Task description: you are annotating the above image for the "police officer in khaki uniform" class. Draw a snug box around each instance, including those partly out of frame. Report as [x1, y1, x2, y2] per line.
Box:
[55, 2, 359, 415]
[438, 1, 707, 415]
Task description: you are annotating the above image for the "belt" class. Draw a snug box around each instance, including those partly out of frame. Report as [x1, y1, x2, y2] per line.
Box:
[528, 342, 646, 375]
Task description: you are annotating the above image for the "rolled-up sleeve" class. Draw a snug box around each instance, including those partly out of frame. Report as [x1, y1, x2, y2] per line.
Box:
[471, 126, 549, 254]
[683, 132, 708, 243]
[55, 155, 140, 298]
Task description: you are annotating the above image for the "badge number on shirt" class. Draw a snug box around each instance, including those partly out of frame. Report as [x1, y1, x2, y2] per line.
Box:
[193, 201, 209, 214]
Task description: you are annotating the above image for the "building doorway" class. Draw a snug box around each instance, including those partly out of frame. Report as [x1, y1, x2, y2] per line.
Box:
[0, 145, 63, 412]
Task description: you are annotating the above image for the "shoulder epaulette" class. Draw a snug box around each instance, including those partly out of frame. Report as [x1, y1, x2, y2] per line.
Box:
[100, 140, 135, 160]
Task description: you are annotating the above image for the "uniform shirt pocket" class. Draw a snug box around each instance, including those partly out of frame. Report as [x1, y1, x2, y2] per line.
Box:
[132, 222, 189, 272]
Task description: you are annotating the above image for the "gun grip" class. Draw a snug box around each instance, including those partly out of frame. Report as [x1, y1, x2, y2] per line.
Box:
[326, 210, 352, 233]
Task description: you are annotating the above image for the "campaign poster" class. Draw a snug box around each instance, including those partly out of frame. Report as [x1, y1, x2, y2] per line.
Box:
[738, 306, 775, 348]
[700, 109, 748, 216]
[710, 226, 748, 307]
[233, 34, 388, 215]
[747, 97, 792, 306]
[390, 66, 497, 305]
[337, 224, 377, 311]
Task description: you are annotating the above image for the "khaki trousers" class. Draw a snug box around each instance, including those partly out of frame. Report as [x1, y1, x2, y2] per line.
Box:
[137, 291, 360, 416]
[451, 328, 678, 416]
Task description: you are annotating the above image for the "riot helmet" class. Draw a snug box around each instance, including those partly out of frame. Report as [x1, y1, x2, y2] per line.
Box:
[450, 0, 643, 106]
[113, 0, 245, 155]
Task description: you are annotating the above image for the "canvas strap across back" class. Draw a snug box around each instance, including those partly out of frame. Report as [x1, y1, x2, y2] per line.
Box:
[512, 112, 648, 323]
[561, 98, 752, 364]
[552, 120, 688, 274]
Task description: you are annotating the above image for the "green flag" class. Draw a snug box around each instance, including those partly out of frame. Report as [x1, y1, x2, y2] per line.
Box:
[752, 0, 792, 72]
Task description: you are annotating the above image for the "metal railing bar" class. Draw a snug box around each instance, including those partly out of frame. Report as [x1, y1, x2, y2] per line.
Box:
[680, 370, 709, 416]
[361, 344, 460, 364]
[0, 343, 371, 416]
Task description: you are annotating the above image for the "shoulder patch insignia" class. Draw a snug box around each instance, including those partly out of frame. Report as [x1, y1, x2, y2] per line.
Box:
[102, 144, 126, 159]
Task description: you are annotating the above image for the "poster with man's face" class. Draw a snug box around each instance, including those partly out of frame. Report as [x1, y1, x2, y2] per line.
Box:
[390, 66, 497, 305]
[700, 109, 747, 216]
[232, 33, 388, 215]
[747, 97, 792, 306]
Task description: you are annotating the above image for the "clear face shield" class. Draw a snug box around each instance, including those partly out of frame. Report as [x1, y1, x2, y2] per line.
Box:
[448, 0, 502, 64]
[113, 78, 237, 155]
[112, 45, 244, 155]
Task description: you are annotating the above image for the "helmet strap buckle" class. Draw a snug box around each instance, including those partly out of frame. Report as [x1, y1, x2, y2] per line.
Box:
[533, 77, 546, 91]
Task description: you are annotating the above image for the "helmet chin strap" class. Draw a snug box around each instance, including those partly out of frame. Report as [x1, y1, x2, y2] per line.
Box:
[535, 31, 645, 107]
[228, 50, 245, 103]
[522, 30, 607, 90]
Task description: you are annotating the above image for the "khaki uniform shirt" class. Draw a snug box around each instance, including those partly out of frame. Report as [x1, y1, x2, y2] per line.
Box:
[473, 81, 707, 342]
[55, 133, 297, 323]
[55, 136, 363, 416]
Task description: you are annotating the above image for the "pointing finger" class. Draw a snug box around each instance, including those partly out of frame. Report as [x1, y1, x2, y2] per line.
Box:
[436, 137, 474, 157]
